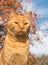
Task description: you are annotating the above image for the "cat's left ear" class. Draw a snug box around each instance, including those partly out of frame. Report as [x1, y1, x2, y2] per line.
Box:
[9, 11, 16, 18]
[8, 10, 16, 21]
[24, 11, 32, 18]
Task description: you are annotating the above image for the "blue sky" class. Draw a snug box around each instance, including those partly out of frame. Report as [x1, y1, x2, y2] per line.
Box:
[22, 0, 48, 23]
[33, 0, 48, 23]
[30, 0, 48, 56]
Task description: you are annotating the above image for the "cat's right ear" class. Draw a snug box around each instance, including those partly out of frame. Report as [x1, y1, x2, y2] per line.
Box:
[24, 11, 32, 18]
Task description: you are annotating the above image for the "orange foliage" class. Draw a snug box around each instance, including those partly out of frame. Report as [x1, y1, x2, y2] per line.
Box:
[15, 2, 22, 9]
[0, 17, 2, 21]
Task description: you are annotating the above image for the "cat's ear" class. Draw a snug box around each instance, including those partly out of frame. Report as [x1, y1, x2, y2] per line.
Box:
[24, 11, 32, 18]
[9, 11, 15, 18]
[8, 10, 16, 20]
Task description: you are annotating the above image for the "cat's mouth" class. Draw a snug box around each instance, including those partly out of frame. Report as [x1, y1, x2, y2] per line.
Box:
[14, 30, 27, 35]
[9, 28, 28, 35]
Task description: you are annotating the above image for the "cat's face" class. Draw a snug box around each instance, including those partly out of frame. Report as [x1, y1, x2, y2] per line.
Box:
[7, 14, 31, 35]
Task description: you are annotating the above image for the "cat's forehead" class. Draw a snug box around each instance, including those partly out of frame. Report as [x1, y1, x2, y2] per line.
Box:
[8, 14, 30, 23]
[15, 14, 30, 20]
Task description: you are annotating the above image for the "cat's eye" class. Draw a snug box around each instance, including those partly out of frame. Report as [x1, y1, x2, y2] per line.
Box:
[14, 22, 18, 24]
[24, 22, 28, 25]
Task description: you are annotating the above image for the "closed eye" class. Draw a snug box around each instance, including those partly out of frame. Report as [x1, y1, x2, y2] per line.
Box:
[14, 22, 18, 24]
[24, 22, 28, 25]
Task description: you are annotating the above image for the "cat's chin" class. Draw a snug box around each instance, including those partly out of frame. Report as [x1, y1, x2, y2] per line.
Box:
[16, 33, 25, 36]
[15, 32, 27, 36]
[18, 33, 24, 35]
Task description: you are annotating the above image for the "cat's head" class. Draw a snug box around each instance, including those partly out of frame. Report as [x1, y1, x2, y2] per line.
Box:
[7, 12, 31, 36]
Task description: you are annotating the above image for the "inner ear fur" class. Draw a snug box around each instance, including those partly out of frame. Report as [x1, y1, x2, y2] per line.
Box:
[24, 11, 32, 18]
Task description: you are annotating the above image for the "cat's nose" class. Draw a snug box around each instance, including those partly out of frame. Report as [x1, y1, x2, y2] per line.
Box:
[18, 23, 24, 29]
[20, 26, 24, 29]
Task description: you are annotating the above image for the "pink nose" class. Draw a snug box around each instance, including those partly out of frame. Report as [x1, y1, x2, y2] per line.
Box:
[20, 26, 24, 29]
[18, 24, 24, 29]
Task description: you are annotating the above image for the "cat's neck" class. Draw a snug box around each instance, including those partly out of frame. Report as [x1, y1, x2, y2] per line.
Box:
[7, 33, 29, 42]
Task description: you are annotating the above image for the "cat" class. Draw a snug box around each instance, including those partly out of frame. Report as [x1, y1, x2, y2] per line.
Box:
[0, 11, 31, 65]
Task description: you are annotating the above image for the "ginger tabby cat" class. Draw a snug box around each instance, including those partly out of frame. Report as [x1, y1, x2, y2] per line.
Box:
[0, 12, 31, 65]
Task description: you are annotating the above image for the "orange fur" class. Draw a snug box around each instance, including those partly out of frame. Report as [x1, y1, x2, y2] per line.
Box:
[0, 12, 31, 65]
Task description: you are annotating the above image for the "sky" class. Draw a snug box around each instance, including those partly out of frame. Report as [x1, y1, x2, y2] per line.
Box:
[22, 0, 48, 23]
[32, 0, 48, 23]
[28, 0, 48, 56]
